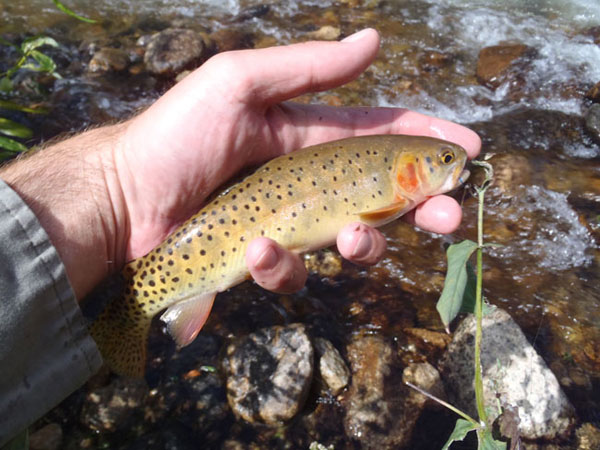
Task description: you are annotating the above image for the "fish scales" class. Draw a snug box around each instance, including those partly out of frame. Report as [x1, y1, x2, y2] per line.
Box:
[90, 135, 468, 376]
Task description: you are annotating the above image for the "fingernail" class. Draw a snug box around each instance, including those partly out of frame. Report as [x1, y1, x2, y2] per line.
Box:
[341, 28, 371, 43]
[255, 245, 279, 271]
[351, 228, 372, 258]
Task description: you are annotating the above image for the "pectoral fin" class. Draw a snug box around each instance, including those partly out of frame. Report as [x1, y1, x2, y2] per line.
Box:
[160, 292, 217, 348]
[358, 198, 410, 224]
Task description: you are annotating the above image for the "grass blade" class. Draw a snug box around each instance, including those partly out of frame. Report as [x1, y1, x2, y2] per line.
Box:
[51, 0, 97, 23]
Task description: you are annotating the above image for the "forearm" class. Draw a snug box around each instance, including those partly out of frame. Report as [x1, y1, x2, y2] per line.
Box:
[0, 124, 129, 300]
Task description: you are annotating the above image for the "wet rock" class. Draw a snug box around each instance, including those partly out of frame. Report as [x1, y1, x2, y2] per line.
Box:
[585, 81, 600, 103]
[88, 47, 130, 73]
[402, 362, 447, 409]
[440, 307, 575, 440]
[584, 103, 600, 144]
[80, 377, 148, 432]
[210, 28, 254, 53]
[307, 26, 341, 41]
[344, 334, 422, 448]
[29, 423, 62, 450]
[476, 43, 536, 90]
[304, 249, 342, 278]
[144, 28, 210, 76]
[222, 323, 313, 424]
[576, 423, 600, 450]
[314, 338, 350, 395]
[418, 50, 453, 72]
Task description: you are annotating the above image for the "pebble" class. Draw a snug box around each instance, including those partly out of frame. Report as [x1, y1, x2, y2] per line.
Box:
[28, 423, 62, 450]
[440, 307, 575, 440]
[88, 47, 130, 73]
[585, 81, 600, 103]
[307, 26, 341, 41]
[314, 338, 350, 395]
[80, 377, 148, 432]
[222, 323, 313, 424]
[402, 362, 447, 409]
[144, 28, 210, 76]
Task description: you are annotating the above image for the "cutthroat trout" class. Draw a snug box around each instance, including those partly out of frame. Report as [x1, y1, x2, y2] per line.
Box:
[90, 135, 469, 376]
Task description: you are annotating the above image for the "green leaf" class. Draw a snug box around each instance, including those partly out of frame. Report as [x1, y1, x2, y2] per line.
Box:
[0, 77, 13, 92]
[21, 36, 59, 54]
[436, 240, 478, 331]
[442, 419, 479, 450]
[52, 0, 98, 23]
[0, 118, 33, 138]
[0, 99, 48, 114]
[477, 428, 507, 450]
[459, 262, 477, 313]
[0, 136, 28, 153]
[29, 50, 57, 73]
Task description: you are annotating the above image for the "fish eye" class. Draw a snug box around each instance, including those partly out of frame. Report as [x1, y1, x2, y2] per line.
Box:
[439, 148, 455, 165]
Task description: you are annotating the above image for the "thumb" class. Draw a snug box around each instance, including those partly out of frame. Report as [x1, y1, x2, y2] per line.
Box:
[226, 28, 380, 106]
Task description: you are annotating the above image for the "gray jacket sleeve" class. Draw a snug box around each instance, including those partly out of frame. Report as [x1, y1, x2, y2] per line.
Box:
[0, 177, 103, 446]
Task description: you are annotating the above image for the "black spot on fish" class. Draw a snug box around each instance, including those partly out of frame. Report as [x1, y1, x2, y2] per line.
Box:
[207, 235, 213, 241]
[219, 219, 225, 224]
[186, 268, 193, 275]
[208, 224, 213, 230]
[183, 254, 190, 260]
[200, 249, 206, 256]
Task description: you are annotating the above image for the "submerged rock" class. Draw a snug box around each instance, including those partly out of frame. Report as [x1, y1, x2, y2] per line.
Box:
[144, 28, 211, 76]
[222, 323, 313, 424]
[402, 362, 447, 409]
[80, 377, 148, 432]
[476, 43, 536, 90]
[584, 103, 600, 144]
[29, 423, 62, 450]
[314, 337, 350, 395]
[440, 307, 575, 440]
[88, 47, 130, 74]
[343, 334, 427, 448]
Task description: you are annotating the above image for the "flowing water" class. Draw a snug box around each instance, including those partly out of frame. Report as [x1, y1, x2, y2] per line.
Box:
[2, 0, 600, 448]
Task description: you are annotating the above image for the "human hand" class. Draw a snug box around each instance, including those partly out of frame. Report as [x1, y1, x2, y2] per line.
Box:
[114, 28, 480, 293]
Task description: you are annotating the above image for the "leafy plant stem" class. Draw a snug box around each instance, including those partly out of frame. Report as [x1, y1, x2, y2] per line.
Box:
[472, 159, 494, 427]
[474, 185, 487, 425]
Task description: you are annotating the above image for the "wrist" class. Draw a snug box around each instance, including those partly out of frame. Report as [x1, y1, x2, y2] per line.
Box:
[0, 123, 130, 300]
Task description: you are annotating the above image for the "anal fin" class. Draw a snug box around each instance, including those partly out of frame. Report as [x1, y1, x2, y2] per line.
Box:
[358, 198, 410, 224]
[160, 292, 217, 348]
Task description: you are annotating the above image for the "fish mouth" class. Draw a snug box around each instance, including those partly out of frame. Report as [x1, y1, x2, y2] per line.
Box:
[456, 168, 470, 187]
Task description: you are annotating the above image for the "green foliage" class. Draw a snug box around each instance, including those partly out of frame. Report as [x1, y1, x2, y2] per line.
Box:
[51, 0, 98, 24]
[0, 36, 62, 156]
[436, 239, 478, 332]
[407, 158, 509, 449]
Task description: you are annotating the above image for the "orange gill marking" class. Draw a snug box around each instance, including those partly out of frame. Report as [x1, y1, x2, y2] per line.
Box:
[397, 161, 418, 193]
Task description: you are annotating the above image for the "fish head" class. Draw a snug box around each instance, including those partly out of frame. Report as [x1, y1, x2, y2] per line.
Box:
[392, 138, 469, 200]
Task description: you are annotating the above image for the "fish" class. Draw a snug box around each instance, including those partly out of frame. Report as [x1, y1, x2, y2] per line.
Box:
[89, 135, 469, 377]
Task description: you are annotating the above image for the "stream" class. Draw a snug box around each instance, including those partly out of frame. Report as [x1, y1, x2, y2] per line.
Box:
[1, 0, 599, 448]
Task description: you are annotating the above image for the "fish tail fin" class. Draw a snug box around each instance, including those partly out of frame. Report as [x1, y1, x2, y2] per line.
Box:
[89, 301, 151, 378]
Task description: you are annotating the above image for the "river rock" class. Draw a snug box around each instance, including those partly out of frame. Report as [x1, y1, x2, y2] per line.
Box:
[80, 377, 148, 432]
[209, 28, 254, 52]
[222, 323, 313, 424]
[29, 423, 62, 450]
[88, 47, 130, 73]
[476, 43, 536, 89]
[307, 26, 341, 41]
[402, 362, 447, 409]
[576, 423, 600, 450]
[440, 307, 575, 440]
[585, 81, 600, 103]
[584, 103, 600, 144]
[144, 28, 210, 76]
[314, 338, 350, 395]
[343, 334, 425, 448]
